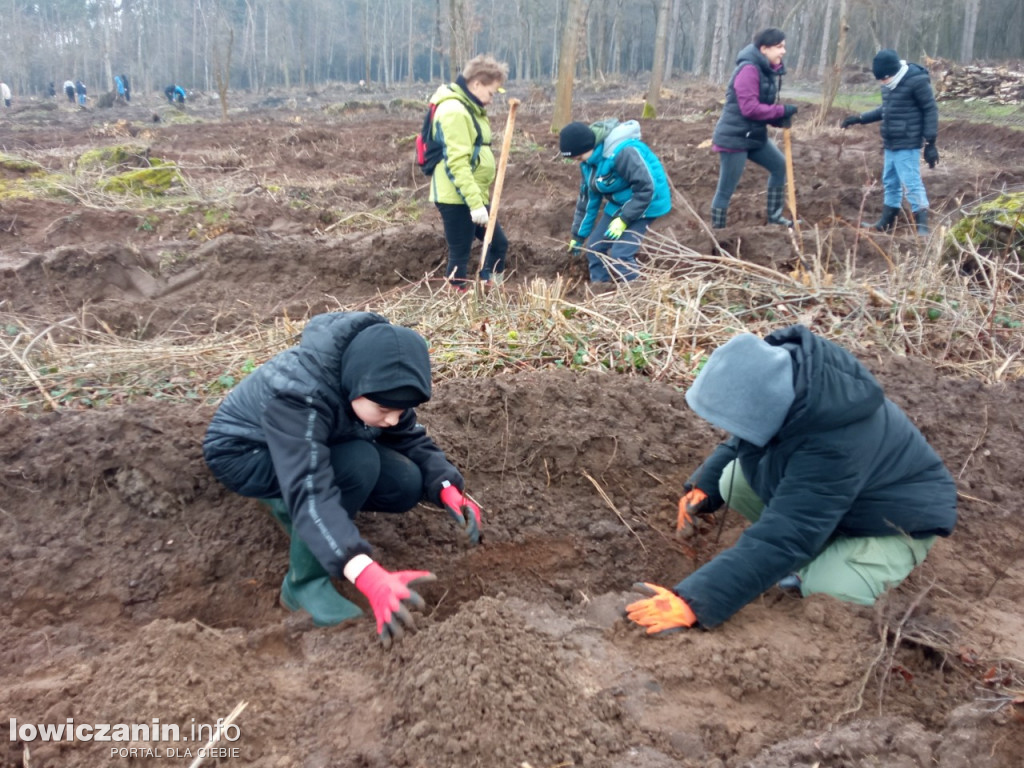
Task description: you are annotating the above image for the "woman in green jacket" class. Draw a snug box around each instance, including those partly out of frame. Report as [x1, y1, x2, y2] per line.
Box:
[427, 54, 509, 291]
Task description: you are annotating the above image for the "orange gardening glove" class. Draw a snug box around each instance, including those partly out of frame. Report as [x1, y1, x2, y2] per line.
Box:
[626, 583, 698, 634]
[676, 486, 710, 537]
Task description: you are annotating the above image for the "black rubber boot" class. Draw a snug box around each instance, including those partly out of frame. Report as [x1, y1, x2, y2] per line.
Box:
[261, 499, 363, 627]
[766, 186, 793, 226]
[863, 205, 900, 232]
[711, 207, 728, 228]
[913, 209, 929, 235]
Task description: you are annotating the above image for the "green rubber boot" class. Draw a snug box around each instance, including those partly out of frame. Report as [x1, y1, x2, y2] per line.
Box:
[260, 499, 364, 627]
[262, 497, 292, 534]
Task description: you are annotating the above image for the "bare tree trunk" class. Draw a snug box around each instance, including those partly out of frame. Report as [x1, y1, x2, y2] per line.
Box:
[434, 0, 443, 81]
[816, 0, 836, 79]
[592, 0, 607, 78]
[693, 0, 711, 77]
[815, 0, 849, 129]
[709, 0, 732, 83]
[665, 0, 683, 79]
[960, 0, 980, 63]
[407, 0, 415, 83]
[213, 27, 234, 122]
[608, 0, 623, 76]
[364, 0, 372, 83]
[552, 0, 561, 77]
[449, 0, 472, 78]
[241, 0, 258, 92]
[644, 0, 671, 117]
[552, 0, 584, 132]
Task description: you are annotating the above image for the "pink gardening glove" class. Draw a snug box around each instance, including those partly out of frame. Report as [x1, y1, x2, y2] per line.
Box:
[354, 562, 436, 649]
[440, 481, 483, 545]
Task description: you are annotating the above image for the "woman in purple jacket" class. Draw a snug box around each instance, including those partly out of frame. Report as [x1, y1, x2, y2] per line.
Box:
[709, 28, 800, 229]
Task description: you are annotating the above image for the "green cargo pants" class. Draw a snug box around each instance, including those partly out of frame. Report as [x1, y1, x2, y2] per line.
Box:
[719, 460, 935, 605]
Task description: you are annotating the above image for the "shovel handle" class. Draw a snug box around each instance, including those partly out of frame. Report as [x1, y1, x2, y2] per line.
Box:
[480, 98, 519, 271]
[783, 127, 798, 226]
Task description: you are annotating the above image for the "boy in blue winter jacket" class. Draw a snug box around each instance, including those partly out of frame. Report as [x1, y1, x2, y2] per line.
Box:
[840, 49, 939, 235]
[559, 119, 671, 285]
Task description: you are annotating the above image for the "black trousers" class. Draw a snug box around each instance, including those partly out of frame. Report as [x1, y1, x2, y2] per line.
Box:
[207, 439, 423, 517]
[436, 202, 508, 285]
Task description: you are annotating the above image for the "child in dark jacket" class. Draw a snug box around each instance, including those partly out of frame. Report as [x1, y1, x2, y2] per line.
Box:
[627, 325, 957, 633]
[841, 49, 939, 235]
[203, 312, 483, 647]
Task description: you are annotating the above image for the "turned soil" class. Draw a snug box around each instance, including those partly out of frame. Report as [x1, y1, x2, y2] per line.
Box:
[1, 81, 1023, 768]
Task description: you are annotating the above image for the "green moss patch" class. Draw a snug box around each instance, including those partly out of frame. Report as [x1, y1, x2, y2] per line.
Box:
[77, 145, 151, 172]
[947, 191, 1024, 257]
[101, 161, 183, 195]
[0, 152, 46, 174]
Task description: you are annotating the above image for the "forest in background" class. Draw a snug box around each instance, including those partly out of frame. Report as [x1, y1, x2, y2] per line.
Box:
[0, 0, 1020, 99]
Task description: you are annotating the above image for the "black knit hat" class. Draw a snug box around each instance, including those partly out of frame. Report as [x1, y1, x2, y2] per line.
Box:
[559, 122, 596, 157]
[365, 385, 425, 410]
[872, 49, 901, 80]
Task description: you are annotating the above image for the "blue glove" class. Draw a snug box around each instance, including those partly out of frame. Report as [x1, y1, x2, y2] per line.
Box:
[605, 217, 627, 240]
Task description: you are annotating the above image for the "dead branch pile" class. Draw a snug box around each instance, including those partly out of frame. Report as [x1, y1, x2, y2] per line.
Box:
[934, 63, 1024, 104]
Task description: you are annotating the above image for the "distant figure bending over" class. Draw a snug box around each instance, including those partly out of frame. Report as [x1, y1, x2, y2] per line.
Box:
[164, 84, 186, 105]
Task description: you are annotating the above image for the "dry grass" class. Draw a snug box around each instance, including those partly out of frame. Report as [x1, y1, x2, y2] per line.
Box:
[1, 229, 1021, 412]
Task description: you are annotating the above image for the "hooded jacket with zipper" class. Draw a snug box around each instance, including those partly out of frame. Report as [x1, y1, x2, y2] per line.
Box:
[677, 325, 956, 628]
[571, 119, 671, 241]
[856, 62, 937, 150]
[203, 311, 462, 579]
[712, 44, 787, 152]
[427, 80, 495, 210]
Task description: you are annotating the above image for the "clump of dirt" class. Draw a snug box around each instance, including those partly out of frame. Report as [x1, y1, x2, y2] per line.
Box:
[383, 596, 629, 767]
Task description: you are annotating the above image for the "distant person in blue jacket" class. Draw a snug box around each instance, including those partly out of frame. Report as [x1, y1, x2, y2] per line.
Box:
[559, 119, 671, 286]
[627, 325, 957, 633]
[164, 84, 186, 104]
[114, 74, 130, 103]
[74, 79, 86, 105]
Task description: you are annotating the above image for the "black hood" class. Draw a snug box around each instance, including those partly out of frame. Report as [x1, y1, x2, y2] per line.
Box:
[339, 323, 432, 404]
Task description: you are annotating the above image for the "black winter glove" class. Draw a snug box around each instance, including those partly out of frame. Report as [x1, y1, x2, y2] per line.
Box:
[840, 115, 861, 129]
[924, 141, 939, 169]
[780, 104, 798, 128]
